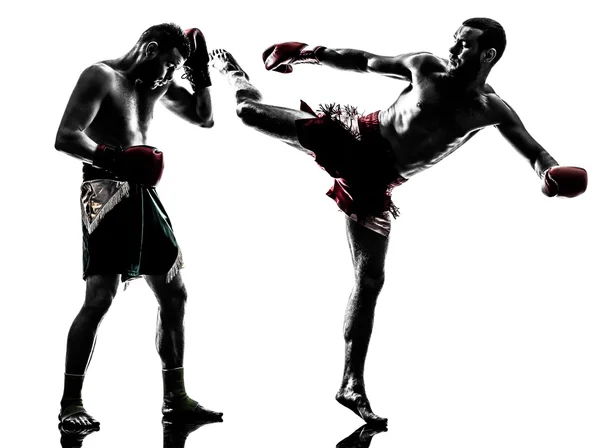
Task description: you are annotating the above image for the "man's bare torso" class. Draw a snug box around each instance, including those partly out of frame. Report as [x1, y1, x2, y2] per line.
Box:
[379, 54, 505, 178]
[85, 61, 168, 149]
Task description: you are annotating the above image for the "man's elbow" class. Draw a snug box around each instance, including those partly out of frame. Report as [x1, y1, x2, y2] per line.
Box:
[55, 129, 82, 155]
[197, 114, 214, 128]
[54, 131, 69, 152]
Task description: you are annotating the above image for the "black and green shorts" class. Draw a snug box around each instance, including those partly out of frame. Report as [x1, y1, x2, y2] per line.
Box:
[80, 178, 182, 283]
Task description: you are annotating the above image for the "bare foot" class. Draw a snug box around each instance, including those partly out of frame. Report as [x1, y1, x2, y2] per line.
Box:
[209, 49, 262, 102]
[337, 423, 388, 448]
[209, 49, 250, 79]
[335, 389, 387, 426]
[162, 395, 223, 423]
[58, 400, 100, 429]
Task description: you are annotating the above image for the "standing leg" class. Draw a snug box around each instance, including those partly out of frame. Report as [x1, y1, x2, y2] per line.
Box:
[145, 273, 223, 422]
[59, 274, 120, 428]
[336, 217, 390, 425]
[210, 49, 316, 151]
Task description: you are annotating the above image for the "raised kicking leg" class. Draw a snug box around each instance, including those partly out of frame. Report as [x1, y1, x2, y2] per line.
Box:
[145, 272, 223, 422]
[336, 216, 389, 425]
[209, 48, 316, 152]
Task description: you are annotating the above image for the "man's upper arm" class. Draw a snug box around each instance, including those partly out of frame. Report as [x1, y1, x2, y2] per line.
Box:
[494, 96, 549, 169]
[58, 64, 110, 136]
[366, 52, 435, 81]
[161, 83, 196, 118]
[161, 82, 213, 127]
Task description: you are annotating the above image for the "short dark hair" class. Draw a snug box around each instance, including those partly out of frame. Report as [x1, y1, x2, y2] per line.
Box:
[462, 17, 506, 65]
[138, 23, 190, 59]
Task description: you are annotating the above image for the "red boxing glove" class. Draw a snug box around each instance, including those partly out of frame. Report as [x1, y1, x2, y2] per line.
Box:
[93, 144, 164, 187]
[262, 42, 326, 74]
[183, 28, 211, 90]
[542, 166, 587, 198]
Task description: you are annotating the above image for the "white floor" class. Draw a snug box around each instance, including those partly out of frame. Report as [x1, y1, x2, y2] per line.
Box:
[7, 180, 600, 447]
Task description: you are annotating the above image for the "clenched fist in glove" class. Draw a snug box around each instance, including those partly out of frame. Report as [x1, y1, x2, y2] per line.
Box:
[183, 28, 211, 91]
[542, 166, 587, 198]
[93, 144, 164, 187]
[262, 42, 327, 73]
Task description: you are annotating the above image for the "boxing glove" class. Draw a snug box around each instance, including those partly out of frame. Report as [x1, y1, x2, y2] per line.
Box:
[93, 144, 164, 187]
[262, 42, 326, 73]
[183, 28, 211, 91]
[542, 166, 587, 198]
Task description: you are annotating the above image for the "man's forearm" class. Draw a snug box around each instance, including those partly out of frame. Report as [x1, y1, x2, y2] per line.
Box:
[195, 89, 214, 128]
[319, 48, 370, 72]
[533, 151, 558, 178]
[55, 130, 98, 163]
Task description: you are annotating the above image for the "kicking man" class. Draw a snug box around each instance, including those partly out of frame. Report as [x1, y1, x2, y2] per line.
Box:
[209, 17, 587, 425]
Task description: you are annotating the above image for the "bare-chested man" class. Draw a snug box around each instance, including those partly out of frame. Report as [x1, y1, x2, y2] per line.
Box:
[55, 23, 223, 430]
[209, 17, 587, 425]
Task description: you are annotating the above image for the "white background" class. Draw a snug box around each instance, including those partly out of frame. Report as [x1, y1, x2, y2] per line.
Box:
[2, 1, 598, 447]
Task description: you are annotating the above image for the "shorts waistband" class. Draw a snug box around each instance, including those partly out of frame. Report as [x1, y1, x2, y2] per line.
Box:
[357, 110, 381, 135]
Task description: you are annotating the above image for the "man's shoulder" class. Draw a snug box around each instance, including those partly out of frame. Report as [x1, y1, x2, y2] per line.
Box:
[481, 88, 519, 126]
[73, 62, 119, 96]
[483, 89, 508, 110]
[404, 52, 444, 68]
[405, 53, 447, 78]
[78, 62, 117, 84]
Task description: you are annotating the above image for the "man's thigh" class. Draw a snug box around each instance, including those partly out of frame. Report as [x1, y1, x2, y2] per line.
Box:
[345, 216, 390, 278]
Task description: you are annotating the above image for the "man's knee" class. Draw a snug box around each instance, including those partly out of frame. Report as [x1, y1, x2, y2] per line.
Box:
[83, 275, 119, 317]
[157, 286, 188, 318]
[355, 272, 385, 295]
[236, 100, 260, 127]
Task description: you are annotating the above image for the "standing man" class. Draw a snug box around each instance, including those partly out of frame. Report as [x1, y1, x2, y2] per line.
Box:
[55, 23, 223, 429]
[209, 17, 587, 425]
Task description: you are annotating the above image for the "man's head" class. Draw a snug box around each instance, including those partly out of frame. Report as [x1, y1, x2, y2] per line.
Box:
[135, 23, 191, 89]
[448, 17, 506, 79]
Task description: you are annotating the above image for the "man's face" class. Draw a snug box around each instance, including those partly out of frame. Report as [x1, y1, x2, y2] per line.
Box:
[139, 46, 185, 89]
[448, 26, 484, 79]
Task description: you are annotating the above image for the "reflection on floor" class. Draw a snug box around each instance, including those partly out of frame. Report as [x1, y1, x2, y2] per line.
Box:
[336, 424, 387, 448]
[59, 425, 97, 448]
[58, 419, 387, 448]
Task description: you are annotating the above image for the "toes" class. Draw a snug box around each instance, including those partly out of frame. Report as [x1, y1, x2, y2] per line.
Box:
[363, 413, 387, 426]
[361, 424, 388, 436]
[64, 414, 99, 428]
[59, 423, 99, 437]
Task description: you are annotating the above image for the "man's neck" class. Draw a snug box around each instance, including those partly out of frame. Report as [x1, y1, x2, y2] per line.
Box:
[117, 47, 144, 82]
[444, 70, 489, 94]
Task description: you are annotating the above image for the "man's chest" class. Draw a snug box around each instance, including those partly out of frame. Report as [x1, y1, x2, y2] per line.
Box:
[401, 81, 493, 134]
[105, 82, 159, 125]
